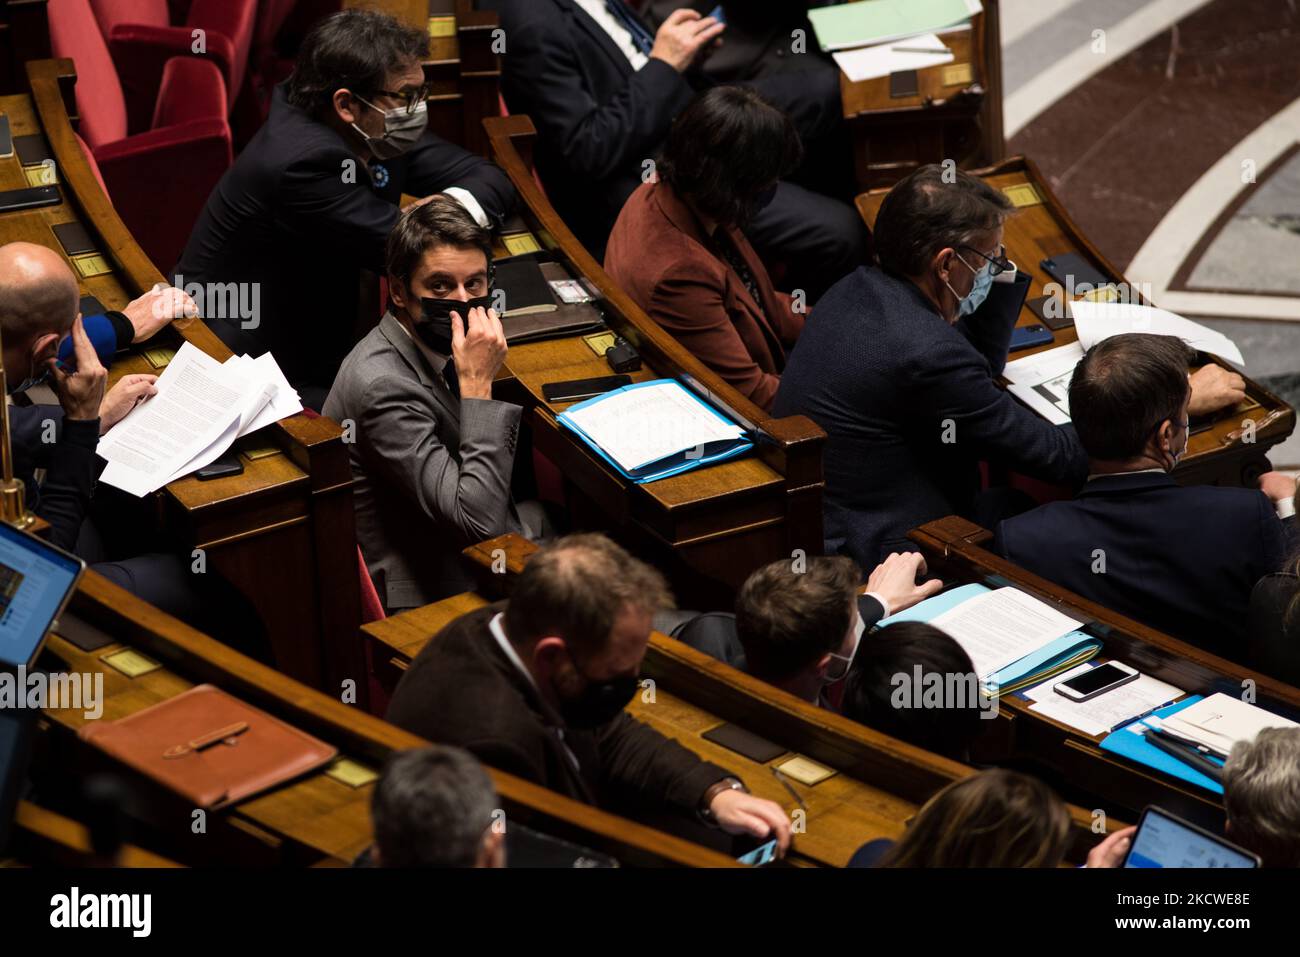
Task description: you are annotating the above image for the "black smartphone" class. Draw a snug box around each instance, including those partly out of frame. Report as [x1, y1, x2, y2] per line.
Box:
[1009, 324, 1054, 351]
[542, 374, 631, 404]
[1039, 253, 1111, 293]
[0, 115, 12, 159]
[0, 185, 60, 213]
[196, 452, 245, 481]
[1024, 294, 1073, 331]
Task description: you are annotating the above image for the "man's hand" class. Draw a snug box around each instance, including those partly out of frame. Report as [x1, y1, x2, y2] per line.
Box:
[124, 283, 198, 343]
[1259, 471, 1298, 507]
[99, 374, 158, 435]
[649, 9, 725, 72]
[47, 317, 108, 422]
[1086, 825, 1136, 868]
[1188, 364, 1246, 417]
[708, 789, 792, 855]
[865, 552, 944, 616]
[451, 306, 507, 400]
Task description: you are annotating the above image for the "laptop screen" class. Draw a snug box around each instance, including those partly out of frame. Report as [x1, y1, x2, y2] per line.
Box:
[0, 523, 84, 670]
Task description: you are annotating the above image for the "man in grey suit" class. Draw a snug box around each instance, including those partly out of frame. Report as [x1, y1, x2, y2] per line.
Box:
[324, 196, 522, 612]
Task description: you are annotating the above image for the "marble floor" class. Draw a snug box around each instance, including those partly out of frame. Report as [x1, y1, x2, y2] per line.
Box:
[1003, 0, 1300, 463]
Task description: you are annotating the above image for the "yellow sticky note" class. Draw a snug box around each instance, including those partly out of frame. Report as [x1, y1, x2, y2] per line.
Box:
[326, 758, 379, 788]
[427, 15, 456, 38]
[143, 347, 176, 369]
[1002, 183, 1043, 208]
[240, 444, 281, 461]
[101, 649, 161, 678]
[71, 253, 111, 279]
[503, 232, 543, 256]
[24, 164, 58, 186]
[942, 62, 973, 86]
[583, 332, 617, 357]
[1079, 284, 1120, 303]
[775, 755, 836, 786]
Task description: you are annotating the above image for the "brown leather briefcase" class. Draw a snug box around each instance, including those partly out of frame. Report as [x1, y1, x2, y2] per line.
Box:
[78, 684, 338, 809]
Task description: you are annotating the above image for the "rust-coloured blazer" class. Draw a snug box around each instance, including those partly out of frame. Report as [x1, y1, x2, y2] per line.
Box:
[604, 181, 804, 410]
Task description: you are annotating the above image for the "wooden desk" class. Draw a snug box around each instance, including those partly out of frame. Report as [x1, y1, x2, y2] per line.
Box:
[11, 59, 365, 702]
[484, 114, 827, 602]
[910, 514, 1300, 829]
[32, 570, 733, 867]
[361, 534, 1118, 866]
[839, 0, 1004, 189]
[0, 0, 48, 94]
[2, 801, 181, 868]
[347, 0, 501, 158]
[856, 156, 1296, 488]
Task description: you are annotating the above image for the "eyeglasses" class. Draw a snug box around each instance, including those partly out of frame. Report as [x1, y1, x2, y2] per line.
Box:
[368, 84, 429, 114]
[959, 243, 1013, 277]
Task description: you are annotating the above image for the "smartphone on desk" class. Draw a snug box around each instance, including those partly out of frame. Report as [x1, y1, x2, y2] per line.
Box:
[1009, 324, 1054, 351]
[1054, 661, 1138, 702]
[542, 374, 631, 404]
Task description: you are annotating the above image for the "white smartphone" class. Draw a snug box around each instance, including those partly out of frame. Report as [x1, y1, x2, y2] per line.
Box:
[1053, 661, 1139, 702]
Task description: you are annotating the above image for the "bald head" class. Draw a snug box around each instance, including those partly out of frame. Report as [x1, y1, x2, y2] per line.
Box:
[0, 242, 79, 347]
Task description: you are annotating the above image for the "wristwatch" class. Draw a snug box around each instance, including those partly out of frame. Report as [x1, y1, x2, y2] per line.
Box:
[699, 776, 747, 825]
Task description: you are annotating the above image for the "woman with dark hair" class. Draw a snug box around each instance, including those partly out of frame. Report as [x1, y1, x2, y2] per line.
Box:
[604, 86, 808, 410]
[849, 769, 1135, 868]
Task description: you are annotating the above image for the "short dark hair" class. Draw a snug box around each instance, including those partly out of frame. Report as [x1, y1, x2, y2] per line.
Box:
[874, 164, 1014, 277]
[386, 195, 493, 290]
[1069, 333, 1192, 461]
[841, 621, 986, 759]
[371, 745, 498, 867]
[287, 10, 427, 118]
[504, 534, 674, 660]
[734, 557, 859, 681]
[657, 86, 804, 227]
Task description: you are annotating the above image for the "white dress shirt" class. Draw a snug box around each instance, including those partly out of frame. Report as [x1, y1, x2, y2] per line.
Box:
[574, 0, 650, 70]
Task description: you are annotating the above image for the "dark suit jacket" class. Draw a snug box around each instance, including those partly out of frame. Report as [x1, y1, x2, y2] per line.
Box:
[996, 472, 1289, 658]
[481, 0, 694, 254]
[772, 266, 1088, 566]
[174, 83, 515, 398]
[10, 405, 100, 552]
[605, 181, 803, 409]
[1248, 573, 1300, 686]
[322, 313, 521, 611]
[644, 1, 825, 80]
[386, 604, 729, 814]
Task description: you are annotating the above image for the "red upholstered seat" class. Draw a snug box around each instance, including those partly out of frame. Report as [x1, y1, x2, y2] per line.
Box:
[89, 0, 258, 131]
[50, 0, 233, 271]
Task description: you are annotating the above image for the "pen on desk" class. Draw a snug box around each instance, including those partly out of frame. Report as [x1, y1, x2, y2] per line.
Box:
[771, 767, 807, 810]
[892, 46, 948, 54]
[1145, 729, 1225, 784]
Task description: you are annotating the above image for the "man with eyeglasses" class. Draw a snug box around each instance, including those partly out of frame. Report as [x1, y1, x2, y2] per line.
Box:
[772, 164, 1245, 568]
[175, 9, 516, 408]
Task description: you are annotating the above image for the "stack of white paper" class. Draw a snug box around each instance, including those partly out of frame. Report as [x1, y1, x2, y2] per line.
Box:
[1160, 693, 1299, 757]
[1002, 342, 1085, 426]
[928, 587, 1083, 680]
[1070, 301, 1245, 366]
[1026, 663, 1183, 736]
[97, 342, 303, 496]
[831, 33, 954, 82]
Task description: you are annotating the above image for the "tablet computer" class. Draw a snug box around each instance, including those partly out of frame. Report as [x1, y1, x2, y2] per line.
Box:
[1124, 806, 1260, 868]
[0, 522, 85, 671]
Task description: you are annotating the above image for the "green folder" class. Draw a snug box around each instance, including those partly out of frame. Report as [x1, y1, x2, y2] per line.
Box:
[808, 0, 979, 52]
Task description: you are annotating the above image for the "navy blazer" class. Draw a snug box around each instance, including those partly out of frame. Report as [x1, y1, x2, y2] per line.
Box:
[175, 83, 515, 398]
[481, 0, 694, 253]
[995, 471, 1289, 658]
[772, 265, 1088, 566]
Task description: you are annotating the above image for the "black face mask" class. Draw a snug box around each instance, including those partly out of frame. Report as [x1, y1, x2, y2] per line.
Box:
[414, 295, 494, 354]
[556, 658, 639, 730]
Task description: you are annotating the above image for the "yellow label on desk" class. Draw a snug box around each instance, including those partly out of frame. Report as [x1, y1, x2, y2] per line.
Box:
[583, 332, 617, 357]
[942, 62, 973, 86]
[240, 443, 281, 461]
[101, 649, 161, 678]
[775, 755, 836, 786]
[1002, 183, 1043, 208]
[24, 162, 58, 186]
[71, 253, 111, 278]
[428, 15, 456, 38]
[326, 758, 379, 788]
[503, 232, 543, 255]
[143, 347, 176, 369]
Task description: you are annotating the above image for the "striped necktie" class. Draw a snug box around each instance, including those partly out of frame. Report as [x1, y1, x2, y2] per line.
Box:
[604, 0, 655, 56]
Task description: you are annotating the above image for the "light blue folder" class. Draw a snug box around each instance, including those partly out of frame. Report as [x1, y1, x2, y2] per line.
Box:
[1099, 697, 1224, 795]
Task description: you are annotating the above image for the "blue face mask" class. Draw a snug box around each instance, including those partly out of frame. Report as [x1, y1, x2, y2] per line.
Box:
[944, 253, 993, 318]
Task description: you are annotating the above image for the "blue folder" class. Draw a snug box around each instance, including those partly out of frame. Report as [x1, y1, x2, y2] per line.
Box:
[1099, 696, 1224, 795]
[555, 379, 753, 484]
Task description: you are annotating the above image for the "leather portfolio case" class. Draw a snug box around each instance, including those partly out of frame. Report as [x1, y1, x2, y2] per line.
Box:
[78, 684, 338, 809]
